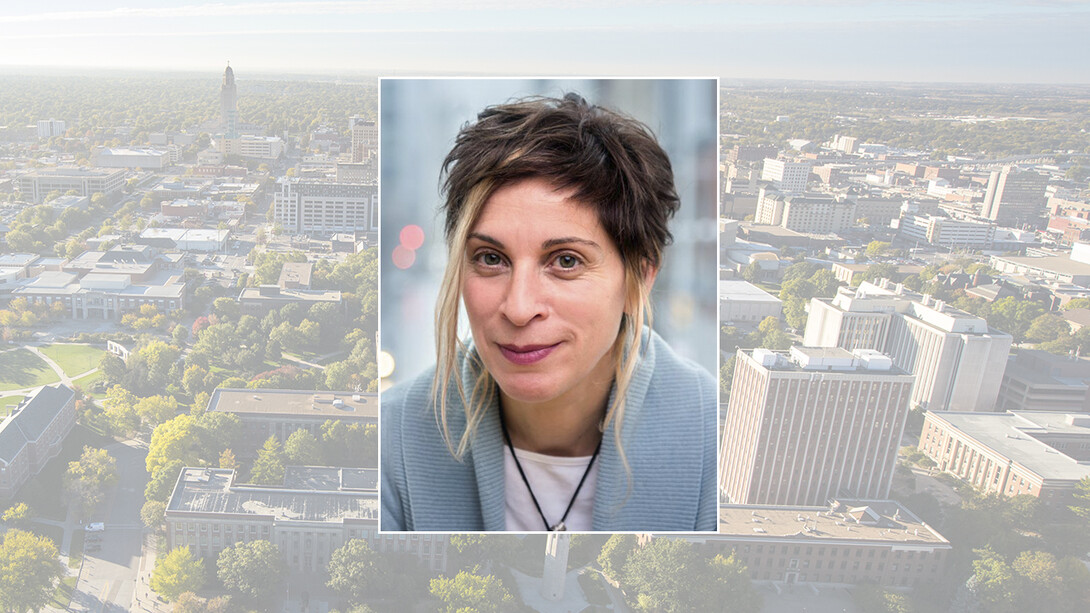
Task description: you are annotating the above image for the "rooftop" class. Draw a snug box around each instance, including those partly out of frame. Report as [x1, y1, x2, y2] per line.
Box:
[930, 411, 1090, 482]
[207, 388, 376, 420]
[0, 385, 74, 465]
[718, 279, 781, 303]
[717, 499, 948, 546]
[166, 467, 377, 522]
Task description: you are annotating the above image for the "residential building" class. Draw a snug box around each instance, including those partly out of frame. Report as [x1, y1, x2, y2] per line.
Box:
[272, 179, 378, 234]
[804, 281, 1013, 412]
[919, 410, 1090, 506]
[0, 385, 76, 499]
[686, 499, 950, 588]
[721, 347, 914, 505]
[17, 167, 126, 202]
[165, 466, 447, 572]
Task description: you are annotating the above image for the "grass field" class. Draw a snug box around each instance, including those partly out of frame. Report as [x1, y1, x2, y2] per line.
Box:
[1, 394, 25, 417]
[50, 575, 77, 610]
[0, 348, 61, 392]
[71, 370, 106, 398]
[38, 343, 106, 377]
[69, 530, 84, 568]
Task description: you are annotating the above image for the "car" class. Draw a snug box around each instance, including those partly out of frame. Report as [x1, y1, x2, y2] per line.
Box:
[85, 522, 105, 532]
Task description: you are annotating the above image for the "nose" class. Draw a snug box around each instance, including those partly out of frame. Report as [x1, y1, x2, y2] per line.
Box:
[500, 266, 547, 326]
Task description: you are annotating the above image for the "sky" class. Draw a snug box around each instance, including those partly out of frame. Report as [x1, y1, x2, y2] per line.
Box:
[0, 1, 1088, 83]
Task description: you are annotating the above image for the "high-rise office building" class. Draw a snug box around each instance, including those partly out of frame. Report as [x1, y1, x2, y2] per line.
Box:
[981, 166, 1048, 228]
[350, 116, 377, 163]
[37, 119, 66, 139]
[760, 158, 812, 193]
[273, 179, 378, 234]
[721, 346, 915, 505]
[804, 281, 1012, 412]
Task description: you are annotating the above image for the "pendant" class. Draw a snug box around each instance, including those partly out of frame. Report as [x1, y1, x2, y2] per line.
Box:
[552, 522, 566, 532]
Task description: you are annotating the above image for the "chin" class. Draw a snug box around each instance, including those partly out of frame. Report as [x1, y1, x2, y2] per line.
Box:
[492, 373, 563, 406]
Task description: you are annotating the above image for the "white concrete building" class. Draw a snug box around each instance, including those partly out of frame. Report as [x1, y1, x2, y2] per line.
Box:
[273, 179, 377, 234]
[761, 158, 812, 193]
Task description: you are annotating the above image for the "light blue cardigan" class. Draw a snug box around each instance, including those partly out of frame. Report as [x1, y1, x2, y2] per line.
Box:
[380, 329, 718, 532]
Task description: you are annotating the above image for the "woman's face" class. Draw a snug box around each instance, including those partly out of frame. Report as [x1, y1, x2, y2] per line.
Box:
[462, 177, 627, 409]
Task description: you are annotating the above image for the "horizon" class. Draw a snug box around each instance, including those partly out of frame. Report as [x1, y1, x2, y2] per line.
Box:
[1, 1, 1088, 85]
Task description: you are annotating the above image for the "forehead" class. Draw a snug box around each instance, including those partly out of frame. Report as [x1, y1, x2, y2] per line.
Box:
[470, 178, 609, 241]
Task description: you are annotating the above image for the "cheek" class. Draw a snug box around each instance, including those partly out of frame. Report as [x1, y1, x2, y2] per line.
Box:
[461, 277, 500, 322]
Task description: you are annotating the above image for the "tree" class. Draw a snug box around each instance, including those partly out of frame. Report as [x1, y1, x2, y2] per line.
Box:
[327, 539, 385, 604]
[720, 355, 737, 399]
[970, 547, 1017, 613]
[866, 240, 891, 258]
[141, 500, 166, 528]
[151, 547, 205, 602]
[216, 540, 285, 603]
[2, 503, 33, 528]
[249, 435, 285, 485]
[1070, 476, 1090, 522]
[136, 395, 179, 428]
[147, 414, 201, 476]
[429, 570, 515, 613]
[283, 429, 321, 466]
[1025, 314, 1071, 344]
[145, 460, 185, 503]
[102, 384, 140, 435]
[622, 538, 704, 612]
[218, 448, 238, 471]
[861, 263, 898, 284]
[704, 553, 761, 613]
[597, 533, 636, 581]
[172, 592, 234, 613]
[0, 529, 64, 613]
[63, 446, 118, 518]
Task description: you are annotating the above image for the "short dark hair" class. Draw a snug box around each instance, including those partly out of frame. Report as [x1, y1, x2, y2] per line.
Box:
[440, 93, 680, 268]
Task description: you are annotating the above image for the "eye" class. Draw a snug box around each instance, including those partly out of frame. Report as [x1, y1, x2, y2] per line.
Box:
[481, 252, 503, 267]
[556, 254, 580, 269]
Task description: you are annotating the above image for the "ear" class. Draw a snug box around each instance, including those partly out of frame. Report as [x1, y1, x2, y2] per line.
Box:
[641, 260, 659, 291]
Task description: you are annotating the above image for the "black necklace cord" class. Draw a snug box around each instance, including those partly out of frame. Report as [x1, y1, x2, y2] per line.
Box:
[499, 407, 603, 531]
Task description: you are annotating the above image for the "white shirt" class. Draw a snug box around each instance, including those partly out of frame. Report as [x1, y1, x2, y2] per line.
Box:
[503, 446, 598, 531]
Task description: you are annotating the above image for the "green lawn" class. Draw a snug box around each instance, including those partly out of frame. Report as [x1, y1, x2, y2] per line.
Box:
[71, 370, 106, 398]
[50, 575, 77, 610]
[38, 343, 106, 377]
[0, 394, 25, 417]
[0, 348, 61, 392]
[68, 530, 84, 568]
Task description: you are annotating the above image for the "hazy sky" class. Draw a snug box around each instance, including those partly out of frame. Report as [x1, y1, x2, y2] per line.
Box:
[1, 1, 1088, 83]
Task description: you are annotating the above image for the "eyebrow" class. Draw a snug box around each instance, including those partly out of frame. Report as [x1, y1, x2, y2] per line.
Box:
[467, 232, 602, 252]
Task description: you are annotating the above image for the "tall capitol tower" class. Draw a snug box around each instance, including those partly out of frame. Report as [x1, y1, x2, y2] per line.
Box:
[220, 63, 239, 138]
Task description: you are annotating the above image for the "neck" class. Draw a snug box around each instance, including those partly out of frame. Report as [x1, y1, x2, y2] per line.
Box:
[500, 361, 614, 457]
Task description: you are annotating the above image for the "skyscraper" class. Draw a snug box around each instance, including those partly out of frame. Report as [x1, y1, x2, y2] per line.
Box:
[720, 346, 915, 505]
[981, 166, 1048, 228]
[220, 63, 239, 138]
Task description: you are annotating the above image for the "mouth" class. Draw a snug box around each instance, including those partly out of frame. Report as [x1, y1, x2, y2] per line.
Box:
[497, 343, 560, 366]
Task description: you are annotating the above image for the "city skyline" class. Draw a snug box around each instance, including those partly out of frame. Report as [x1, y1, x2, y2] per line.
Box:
[0, 1, 1088, 83]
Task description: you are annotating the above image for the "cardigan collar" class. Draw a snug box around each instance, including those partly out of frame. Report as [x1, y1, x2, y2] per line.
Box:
[457, 328, 658, 531]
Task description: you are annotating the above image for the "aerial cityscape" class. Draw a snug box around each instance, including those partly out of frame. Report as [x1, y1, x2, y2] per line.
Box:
[1, 4, 1090, 612]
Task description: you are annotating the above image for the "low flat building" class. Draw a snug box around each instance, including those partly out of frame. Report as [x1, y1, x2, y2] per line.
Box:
[138, 228, 229, 252]
[997, 349, 1090, 412]
[990, 253, 1090, 287]
[17, 167, 126, 203]
[165, 466, 447, 572]
[278, 262, 313, 290]
[238, 285, 342, 317]
[0, 385, 76, 499]
[14, 269, 186, 319]
[679, 499, 950, 589]
[96, 148, 170, 169]
[919, 410, 1090, 506]
[718, 279, 782, 324]
[206, 388, 376, 443]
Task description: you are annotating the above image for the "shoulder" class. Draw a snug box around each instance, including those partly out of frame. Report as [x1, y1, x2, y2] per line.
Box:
[642, 329, 717, 415]
[380, 367, 439, 531]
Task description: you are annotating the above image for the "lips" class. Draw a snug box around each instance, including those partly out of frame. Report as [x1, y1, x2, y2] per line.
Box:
[497, 343, 560, 366]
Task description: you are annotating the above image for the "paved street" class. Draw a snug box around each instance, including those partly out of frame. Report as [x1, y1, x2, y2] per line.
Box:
[67, 440, 150, 613]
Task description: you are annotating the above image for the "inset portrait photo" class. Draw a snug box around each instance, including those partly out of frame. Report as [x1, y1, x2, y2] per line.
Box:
[379, 78, 718, 532]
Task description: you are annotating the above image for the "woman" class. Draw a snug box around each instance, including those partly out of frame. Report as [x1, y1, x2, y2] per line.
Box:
[381, 93, 716, 532]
